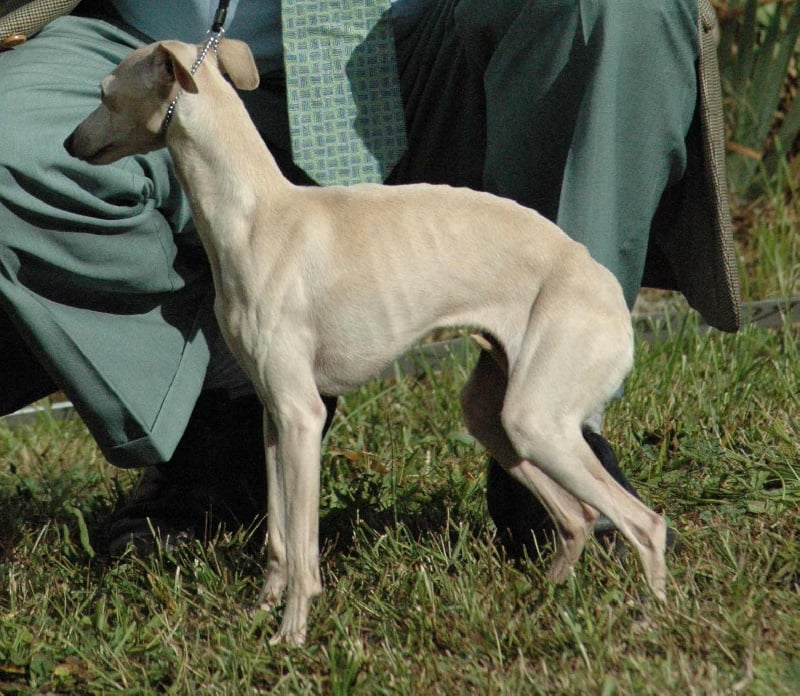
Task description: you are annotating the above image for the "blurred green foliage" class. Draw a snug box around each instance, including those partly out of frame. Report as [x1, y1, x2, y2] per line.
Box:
[717, 1, 800, 199]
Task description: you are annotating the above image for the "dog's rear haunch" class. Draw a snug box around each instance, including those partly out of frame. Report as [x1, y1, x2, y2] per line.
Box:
[66, 38, 667, 646]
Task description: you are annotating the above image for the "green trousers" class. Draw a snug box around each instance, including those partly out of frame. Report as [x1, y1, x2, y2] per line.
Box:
[0, 0, 700, 467]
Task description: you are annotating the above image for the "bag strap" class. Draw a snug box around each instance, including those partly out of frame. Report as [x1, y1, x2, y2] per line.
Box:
[1, 0, 82, 49]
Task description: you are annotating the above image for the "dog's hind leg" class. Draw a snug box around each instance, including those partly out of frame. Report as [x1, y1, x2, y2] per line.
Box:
[462, 350, 599, 578]
[500, 457, 600, 583]
[498, 331, 667, 598]
[505, 423, 666, 597]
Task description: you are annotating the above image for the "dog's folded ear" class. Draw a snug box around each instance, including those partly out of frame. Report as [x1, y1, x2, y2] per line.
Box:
[218, 39, 260, 91]
[157, 40, 200, 94]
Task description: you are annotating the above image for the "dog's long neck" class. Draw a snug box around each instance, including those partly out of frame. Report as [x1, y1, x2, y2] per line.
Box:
[164, 63, 294, 290]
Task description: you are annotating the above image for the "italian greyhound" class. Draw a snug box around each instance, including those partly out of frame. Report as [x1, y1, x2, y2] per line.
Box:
[65, 38, 667, 646]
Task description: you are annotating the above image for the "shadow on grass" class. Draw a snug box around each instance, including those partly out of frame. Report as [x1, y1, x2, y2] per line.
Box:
[0, 479, 119, 565]
[321, 487, 455, 557]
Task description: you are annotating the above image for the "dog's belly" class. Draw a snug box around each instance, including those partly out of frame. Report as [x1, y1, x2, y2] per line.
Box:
[311, 319, 431, 395]
[312, 351, 396, 395]
[216, 295, 447, 398]
[310, 303, 516, 396]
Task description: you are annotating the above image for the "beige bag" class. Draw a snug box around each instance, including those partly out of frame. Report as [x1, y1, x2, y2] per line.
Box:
[0, 0, 81, 49]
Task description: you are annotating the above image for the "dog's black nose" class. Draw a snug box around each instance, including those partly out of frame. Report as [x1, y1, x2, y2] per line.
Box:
[63, 131, 76, 156]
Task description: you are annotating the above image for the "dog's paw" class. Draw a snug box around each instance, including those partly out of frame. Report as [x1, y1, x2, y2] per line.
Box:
[268, 626, 307, 647]
[256, 571, 287, 611]
[253, 598, 276, 616]
[546, 555, 575, 584]
[268, 593, 312, 647]
[255, 594, 281, 617]
[546, 533, 587, 584]
[648, 571, 667, 603]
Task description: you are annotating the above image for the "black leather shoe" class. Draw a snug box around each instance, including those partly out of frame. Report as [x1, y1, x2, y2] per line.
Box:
[108, 391, 340, 555]
[486, 429, 672, 561]
[108, 390, 340, 556]
[107, 390, 268, 555]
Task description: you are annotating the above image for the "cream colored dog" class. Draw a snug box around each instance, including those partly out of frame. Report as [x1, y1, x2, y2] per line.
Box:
[65, 38, 667, 646]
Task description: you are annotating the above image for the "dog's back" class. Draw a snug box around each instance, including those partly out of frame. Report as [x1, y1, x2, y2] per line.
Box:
[255, 180, 626, 396]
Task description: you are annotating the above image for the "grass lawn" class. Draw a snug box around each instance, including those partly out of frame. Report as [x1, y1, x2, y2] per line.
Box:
[1, 194, 799, 692]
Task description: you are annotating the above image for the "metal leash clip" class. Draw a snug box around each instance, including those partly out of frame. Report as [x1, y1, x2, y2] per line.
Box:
[192, 25, 225, 74]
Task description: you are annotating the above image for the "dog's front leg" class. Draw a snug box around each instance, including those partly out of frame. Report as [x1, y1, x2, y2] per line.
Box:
[266, 392, 327, 647]
[258, 409, 287, 611]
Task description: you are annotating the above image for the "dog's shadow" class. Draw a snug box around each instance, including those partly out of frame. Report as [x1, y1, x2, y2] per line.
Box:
[320, 486, 457, 559]
[316, 431, 494, 565]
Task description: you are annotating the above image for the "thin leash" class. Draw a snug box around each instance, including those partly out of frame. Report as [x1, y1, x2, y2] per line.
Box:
[161, 0, 231, 134]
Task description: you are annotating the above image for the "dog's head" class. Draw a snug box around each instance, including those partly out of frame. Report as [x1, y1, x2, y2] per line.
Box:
[64, 38, 259, 165]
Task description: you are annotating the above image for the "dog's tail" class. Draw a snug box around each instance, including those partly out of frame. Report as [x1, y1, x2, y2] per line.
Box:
[471, 333, 508, 375]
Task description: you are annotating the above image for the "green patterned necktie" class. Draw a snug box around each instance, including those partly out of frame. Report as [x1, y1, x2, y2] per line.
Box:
[282, 0, 408, 186]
